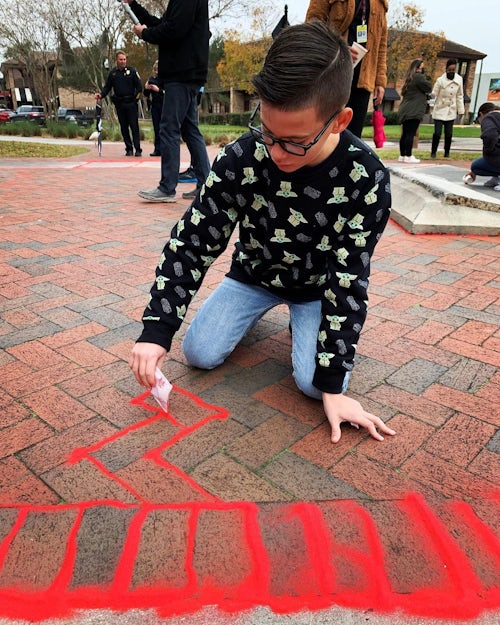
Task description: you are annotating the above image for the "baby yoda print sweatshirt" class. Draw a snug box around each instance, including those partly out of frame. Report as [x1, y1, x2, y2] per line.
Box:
[137, 130, 391, 394]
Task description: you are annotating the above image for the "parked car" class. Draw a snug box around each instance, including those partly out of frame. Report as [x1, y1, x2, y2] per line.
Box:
[0, 108, 15, 123]
[57, 107, 93, 127]
[11, 105, 46, 124]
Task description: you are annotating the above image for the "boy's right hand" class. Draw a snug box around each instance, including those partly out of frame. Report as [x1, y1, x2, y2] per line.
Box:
[129, 342, 167, 389]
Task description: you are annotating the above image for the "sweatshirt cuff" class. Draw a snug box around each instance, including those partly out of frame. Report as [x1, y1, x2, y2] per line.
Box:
[313, 367, 348, 395]
[136, 321, 174, 352]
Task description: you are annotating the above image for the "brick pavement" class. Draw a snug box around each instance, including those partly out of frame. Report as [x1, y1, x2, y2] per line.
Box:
[0, 140, 499, 622]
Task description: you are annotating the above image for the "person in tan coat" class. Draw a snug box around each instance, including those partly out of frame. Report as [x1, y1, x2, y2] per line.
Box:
[306, 0, 388, 138]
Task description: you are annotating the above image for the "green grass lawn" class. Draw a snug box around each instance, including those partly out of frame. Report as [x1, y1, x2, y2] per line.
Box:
[0, 121, 481, 160]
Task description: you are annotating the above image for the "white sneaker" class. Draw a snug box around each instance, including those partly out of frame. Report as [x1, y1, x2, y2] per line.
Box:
[398, 156, 405, 162]
[494, 184, 500, 192]
[404, 155, 420, 163]
[484, 177, 500, 188]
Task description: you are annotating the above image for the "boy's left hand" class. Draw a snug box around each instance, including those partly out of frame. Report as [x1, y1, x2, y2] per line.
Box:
[322, 392, 396, 443]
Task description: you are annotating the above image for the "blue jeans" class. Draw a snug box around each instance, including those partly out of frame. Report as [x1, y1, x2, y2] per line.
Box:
[471, 156, 500, 178]
[159, 82, 210, 194]
[182, 278, 350, 400]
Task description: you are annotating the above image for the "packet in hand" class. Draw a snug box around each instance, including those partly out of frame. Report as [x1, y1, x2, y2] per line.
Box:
[151, 367, 173, 411]
[351, 41, 368, 68]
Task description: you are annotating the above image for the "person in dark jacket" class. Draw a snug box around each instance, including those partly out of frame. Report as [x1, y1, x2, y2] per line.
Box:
[96, 51, 142, 157]
[129, 22, 396, 445]
[397, 59, 432, 164]
[464, 102, 500, 190]
[123, 0, 211, 202]
[144, 61, 164, 156]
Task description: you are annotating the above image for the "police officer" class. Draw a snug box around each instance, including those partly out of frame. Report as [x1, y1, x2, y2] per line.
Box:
[96, 51, 142, 157]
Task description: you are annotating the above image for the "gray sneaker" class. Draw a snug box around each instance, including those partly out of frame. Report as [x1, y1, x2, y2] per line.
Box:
[138, 188, 176, 203]
[483, 177, 500, 188]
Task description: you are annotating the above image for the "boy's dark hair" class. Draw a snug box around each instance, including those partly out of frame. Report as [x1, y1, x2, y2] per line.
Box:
[252, 21, 352, 121]
[478, 102, 499, 117]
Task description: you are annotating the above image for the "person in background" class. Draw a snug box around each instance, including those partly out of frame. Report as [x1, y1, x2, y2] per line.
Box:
[463, 102, 500, 190]
[96, 51, 142, 157]
[129, 21, 396, 445]
[430, 58, 465, 159]
[144, 61, 164, 157]
[397, 59, 432, 164]
[306, 0, 388, 138]
[123, 0, 211, 203]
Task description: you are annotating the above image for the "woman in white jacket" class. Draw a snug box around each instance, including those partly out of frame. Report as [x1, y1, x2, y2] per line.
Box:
[430, 58, 465, 158]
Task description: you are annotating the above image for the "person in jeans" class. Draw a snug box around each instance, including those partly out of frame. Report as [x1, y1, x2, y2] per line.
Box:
[144, 61, 163, 157]
[123, 0, 211, 203]
[464, 102, 500, 190]
[129, 22, 396, 444]
[397, 59, 432, 164]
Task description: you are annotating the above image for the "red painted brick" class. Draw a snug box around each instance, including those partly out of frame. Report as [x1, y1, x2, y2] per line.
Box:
[80, 386, 145, 428]
[420, 292, 464, 310]
[131, 508, 191, 590]
[423, 384, 500, 427]
[115, 458, 209, 503]
[41, 459, 138, 503]
[0, 510, 77, 590]
[226, 413, 311, 470]
[390, 337, 461, 368]
[0, 473, 60, 505]
[402, 451, 497, 499]
[424, 413, 496, 468]
[330, 451, 435, 500]
[0, 418, 52, 459]
[438, 337, 500, 368]
[59, 361, 131, 398]
[457, 291, 498, 311]
[404, 320, 456, 345]
[449, 320, 498, 346]
[366, 385, 453, 427]
[253, 383, 325, 427]
[19, 417, 118, 474]
[56, 340, 118, 368]
[6, 340, 69, 370]
[23, 386, 96, 430]
[1, 362, 81, 398]
[468, 449, 500, 485]
[357, 413, 434, 467]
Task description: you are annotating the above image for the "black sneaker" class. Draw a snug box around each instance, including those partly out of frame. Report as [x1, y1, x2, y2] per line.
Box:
[125, 150, 134, 157]
[135, 151, 142, 157]
[150, 151, 161, 156]
[182, 188, 199, 200]
[178, 167, 198, 183]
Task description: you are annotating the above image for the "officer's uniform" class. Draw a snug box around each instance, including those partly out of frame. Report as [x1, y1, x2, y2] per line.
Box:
[101, 65, 142, 156]
[144, 75, 164, 155]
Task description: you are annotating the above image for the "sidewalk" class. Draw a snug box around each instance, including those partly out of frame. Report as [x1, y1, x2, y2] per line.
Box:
[0, 139, 498, 624]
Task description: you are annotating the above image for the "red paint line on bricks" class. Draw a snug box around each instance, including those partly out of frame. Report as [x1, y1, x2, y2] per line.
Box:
[0, 390, 498, 621]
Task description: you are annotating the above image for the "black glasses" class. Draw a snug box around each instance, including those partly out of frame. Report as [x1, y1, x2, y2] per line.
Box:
[248, 103, 341, 156]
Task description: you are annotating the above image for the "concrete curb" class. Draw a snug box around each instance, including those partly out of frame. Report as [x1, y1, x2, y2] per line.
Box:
[389, 165, 500, 235]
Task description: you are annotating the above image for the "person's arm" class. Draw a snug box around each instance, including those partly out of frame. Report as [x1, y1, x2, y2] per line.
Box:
[480, 116, 499, 153]
[137, 0, 198, 47]
[456, 77, 465, 116]
[98, 71, 113, 100]
[133, 69, 142, 98]
[131, 149, 239, 387]
[127, 0, 161, 27]
[373, 8, 388, 106]
[305, 0, 331, 22]
[313, 159, 392, 441]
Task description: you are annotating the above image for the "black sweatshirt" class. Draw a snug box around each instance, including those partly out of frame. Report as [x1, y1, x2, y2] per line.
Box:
[137, 130, 391, 394]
